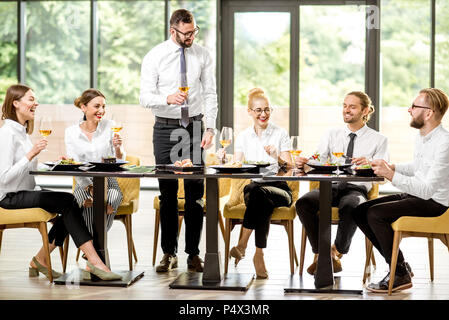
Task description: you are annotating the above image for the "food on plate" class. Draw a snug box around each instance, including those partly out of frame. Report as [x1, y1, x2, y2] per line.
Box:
[243, 160, 270, 165]
[223, 161, 242, 168]
[59, 158, 79, 165]
[355, 164, 372, 170]
[102, 156, 116, 164]
[310, 152, 321, 162]
[174, 159, 193, 167]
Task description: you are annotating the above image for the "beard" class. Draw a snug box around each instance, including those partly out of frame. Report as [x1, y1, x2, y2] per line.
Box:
[410, 116, 425, 129]
[343, 113, 363, 124]
[176, 34, 193, 48]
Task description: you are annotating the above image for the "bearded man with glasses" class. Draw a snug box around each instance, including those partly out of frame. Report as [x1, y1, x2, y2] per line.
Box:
[139, 8, 218, 273]
[352, 88, 449, 293]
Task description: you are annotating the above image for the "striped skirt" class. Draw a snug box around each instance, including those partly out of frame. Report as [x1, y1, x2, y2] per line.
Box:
[73, 177, 123, 236]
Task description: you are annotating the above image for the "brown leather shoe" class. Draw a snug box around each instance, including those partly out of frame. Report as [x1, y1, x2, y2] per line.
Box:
[307, 256, 342, 275]
[156, 254, 178, 272]
[187, 255, 204, 272]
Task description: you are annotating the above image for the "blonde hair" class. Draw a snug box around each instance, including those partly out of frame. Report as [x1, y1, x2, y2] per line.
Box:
[247, 88, 270, 110]
[420, 88, 449, 120]
[346, 91, 375, 123]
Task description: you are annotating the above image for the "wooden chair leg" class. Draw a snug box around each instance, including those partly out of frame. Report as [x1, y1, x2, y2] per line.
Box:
[287, 221, 295, 275]
[152, 210, 160, 266]
[38, 222, 53, 283]
[371, 250, 377, 268]
[178, 215, 184, 235]
[428, 237, 434, 282]
[299, 226, 307, 276]
[388, 231, 402, 296]
[224, 218, 231, 274]
[132, 239, 138, 262]
[218, 211, 226, 243]
[125, 215, 133, 271]
[62, 236, 69, 273]
[76, 248, 81, 262]
[363, 237, 374, 284]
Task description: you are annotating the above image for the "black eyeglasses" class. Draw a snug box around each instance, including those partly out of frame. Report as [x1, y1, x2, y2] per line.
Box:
[411, 104, 433, 111]
[172, 26, 200, 38]
[251, 108, 272, 115]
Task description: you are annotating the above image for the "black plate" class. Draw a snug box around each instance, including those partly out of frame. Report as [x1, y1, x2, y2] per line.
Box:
[88, 160, 129, 171]
[243, 162, 271, 168]
[307, 163, 352, 172]
[354, 168, 376, 177]
[44, 162, 86, 171]
[209, 164, 256, 173]
[156, 164, 204, 172]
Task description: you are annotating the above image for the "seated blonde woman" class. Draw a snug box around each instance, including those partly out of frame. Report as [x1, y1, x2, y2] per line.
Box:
[218, 88, 293, 278]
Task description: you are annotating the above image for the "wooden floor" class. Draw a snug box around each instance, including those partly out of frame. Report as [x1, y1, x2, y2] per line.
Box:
[1, 187, 449, 301]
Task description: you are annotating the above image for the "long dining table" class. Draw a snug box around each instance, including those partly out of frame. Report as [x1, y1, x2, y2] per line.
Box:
[30, 165, 262, 289]
[263, 168, 384, 294]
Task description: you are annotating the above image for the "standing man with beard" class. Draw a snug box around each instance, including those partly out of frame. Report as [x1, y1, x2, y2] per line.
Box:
[295, 91, 389, 275]
[139, 9, 218, 273]
[352, 88, 449, 293]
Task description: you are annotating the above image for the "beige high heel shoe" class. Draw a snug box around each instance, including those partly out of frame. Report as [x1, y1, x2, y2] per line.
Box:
[230, 246, 245, 266]
[29, 256, 62, 280]
[253, 252, 268, 279]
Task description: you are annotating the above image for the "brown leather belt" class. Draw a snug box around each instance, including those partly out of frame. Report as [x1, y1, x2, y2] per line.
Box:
[155, 114, 203, 126]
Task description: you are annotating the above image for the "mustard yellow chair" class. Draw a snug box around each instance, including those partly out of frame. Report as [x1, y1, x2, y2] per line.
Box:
[223, 179, 300, 275]
[152, 153, 231, 266]
[299, 181, 378, 276]
[0, 207, 58, 283]
[67, 155, 141, 271]
[365, 208, 449, 295]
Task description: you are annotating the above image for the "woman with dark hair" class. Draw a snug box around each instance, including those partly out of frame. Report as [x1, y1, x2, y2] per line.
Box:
[65, 89, 124, 238]
[0, 84, 121, 280]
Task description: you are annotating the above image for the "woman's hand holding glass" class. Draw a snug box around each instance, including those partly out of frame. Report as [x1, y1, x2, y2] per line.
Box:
[26, 139, 48, 161]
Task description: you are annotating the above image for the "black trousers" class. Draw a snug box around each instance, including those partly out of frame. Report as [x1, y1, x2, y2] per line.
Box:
[352, 193, 448, 266]
[242, 181, 292, 249]
[295, 183, 368, 254]
[153, 120, 205, 256]
[0, 190, 92, 248]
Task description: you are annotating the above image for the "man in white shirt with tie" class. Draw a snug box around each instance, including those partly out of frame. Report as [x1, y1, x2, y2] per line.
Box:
[139, 9, 218, 273]
[295, 91, 389, 275]
[353, 88, 449, 293]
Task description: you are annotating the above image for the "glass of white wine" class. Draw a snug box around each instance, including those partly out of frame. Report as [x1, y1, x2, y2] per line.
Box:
[179, 85, 190, 105]
[289, 136, 302, 174]
[332, 149, 345, 175]
[39, 116, 52, 152]
[219, 126, 233, 164]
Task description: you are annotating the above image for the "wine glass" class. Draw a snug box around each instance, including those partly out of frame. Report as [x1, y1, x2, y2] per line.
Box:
[332, 149, 345, 175]
[179, 85, 190, 105]
[289, 136, 302, 174]
[219, 127, 233, 164]
[39, 116, 52, 152]
[110, 114, 123, 134]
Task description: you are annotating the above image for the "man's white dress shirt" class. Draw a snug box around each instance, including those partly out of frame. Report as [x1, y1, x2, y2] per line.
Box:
[139, 39, 218, 130]
[393, 124, 449, 207]
[315, 124, 389, 192]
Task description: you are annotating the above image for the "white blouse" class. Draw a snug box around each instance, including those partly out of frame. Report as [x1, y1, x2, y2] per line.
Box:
[234, 122, 291, 172]
[0, 119, 39, 202]
[65, 119, 125, 188]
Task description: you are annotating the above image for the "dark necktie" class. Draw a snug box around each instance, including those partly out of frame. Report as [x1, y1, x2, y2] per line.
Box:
[179, 47, 189, 128]
[345, 133, 357, 164]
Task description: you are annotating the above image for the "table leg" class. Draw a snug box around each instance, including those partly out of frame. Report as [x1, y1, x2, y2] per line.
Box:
[54, 176, 144, 287]
[169, 177, 254, 291]
[315, 180, 334, 287]
[283, 180, 362, 294]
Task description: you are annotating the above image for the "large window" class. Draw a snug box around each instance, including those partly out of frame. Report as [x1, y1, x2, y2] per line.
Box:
[299, 5, 366, 156]
[26, 1, 90, 104]
[380, 0, 431, 163]
[0, 1, 17, 98]
[233, 12, 290, 137]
